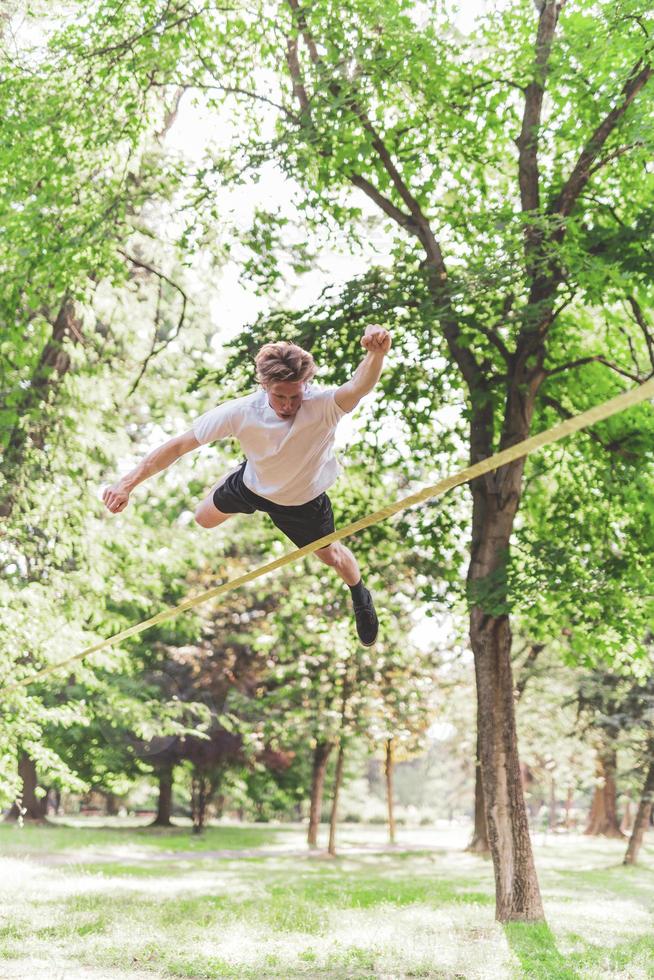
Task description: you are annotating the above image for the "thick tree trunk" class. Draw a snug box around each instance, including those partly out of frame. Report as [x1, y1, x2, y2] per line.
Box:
[151, 766, 174, 827]
[327, 743, 345, 857]
[467, 730, 490, 855]
[385, 738, 397, 845]
[472, 611, 544, 922]
[6, 752, 47, 822]
[624, 758, 654, 865]
[468, 448, 544, 922]
[585, 747, 624, 838]
[307, 740, 332, 848]
[461, 346, 549, 922]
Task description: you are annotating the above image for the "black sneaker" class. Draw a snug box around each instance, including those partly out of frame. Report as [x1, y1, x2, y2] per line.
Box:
[352, 587, 379, 646]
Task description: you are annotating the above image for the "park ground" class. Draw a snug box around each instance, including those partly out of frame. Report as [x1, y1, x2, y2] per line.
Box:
[0, 820, 653, 979]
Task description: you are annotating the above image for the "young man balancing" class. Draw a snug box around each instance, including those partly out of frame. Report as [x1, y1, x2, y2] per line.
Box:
[103, 325, 392, 645]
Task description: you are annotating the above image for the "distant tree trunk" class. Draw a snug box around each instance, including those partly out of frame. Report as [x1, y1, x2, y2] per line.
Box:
[214, 793, 225, 819]
[47, 787, 62, 816]
[191, 770, 209, 835]
[327, 743, 345, 857]
[385, 738, 396, 845]
[585, 747, 624, 838]
[620, 794, 633, 834]
[563, 786, 574, 830]
[6, 752, 47, 822]
[308, 740, 332, 848]
[624, 757, 654, 866]
[104, 792, 120, 816]
[548, 775, 557, 831]
[467, 732, 490, 855]
[151, 766, 174, 827]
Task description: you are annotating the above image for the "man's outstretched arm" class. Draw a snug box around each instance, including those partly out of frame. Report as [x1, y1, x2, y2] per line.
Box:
[102, 429, 199, 514]
[335, 324, 392, 414]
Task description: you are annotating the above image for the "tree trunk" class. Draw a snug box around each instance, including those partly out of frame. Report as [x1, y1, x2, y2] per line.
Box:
[620, 794, 633, 835]
[548, 775, 557, 831]
[385, 738, 397, 846]
[327, 742, 345, 857]
[191, 770, 209, 835]
[151, 766, 174, 827]
[104, 792, 120, 816]
[585, 747, 624, 838]
[307, 740, 332, 848]
[564, 785, 574, 830]
[472, 610, 544, 922]
[624, 757, 654, 865]
[467, 730, 490, 855]
[1, 298, 82, 518]
[468, 449, 545, 922]
[6, 752, 47, 822]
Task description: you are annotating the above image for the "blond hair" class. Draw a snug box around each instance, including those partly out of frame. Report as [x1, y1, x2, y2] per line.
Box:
[254, 341, 317, 386]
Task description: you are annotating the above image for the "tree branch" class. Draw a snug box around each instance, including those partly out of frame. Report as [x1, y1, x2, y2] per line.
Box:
[588, 140, 645, 177]
[517, 0, 563, 216]
[349, 174, 415, 231]
[285, 34, 311, 115]
[539, 392, 641, 459]
[515, 643, 545, 701]
[626, 295, 654, 370]
[551, 61, 653, 218]
[544, 353, 646, 383]
[285, 0, 448, 280]
[474, 322, 512, 364]
[118, 250, 188, 396]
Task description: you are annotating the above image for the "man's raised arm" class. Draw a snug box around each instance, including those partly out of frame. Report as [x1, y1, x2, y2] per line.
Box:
[102, 429, 199, 514]
[334, 324, 392, 414]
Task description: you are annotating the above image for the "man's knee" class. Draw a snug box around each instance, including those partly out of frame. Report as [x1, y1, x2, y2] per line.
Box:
[194, 501, 231, 529]
[315, 543, 342, 568]
[194, 508, 211, 528]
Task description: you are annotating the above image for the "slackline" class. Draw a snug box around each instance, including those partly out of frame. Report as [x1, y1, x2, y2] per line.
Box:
[6, 377, 654, 693]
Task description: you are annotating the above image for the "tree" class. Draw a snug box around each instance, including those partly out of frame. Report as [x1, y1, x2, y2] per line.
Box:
[146, 0, 654, 920]
[624, 741, 654, 866]
[5, 0, 654, 923]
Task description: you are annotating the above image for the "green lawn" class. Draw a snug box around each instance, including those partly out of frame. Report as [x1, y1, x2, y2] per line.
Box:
[0, 820, 653, 978]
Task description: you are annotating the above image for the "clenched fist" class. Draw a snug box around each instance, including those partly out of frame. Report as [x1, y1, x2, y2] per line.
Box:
[361, 324, 392, 355]
[102, 483, 130, 514]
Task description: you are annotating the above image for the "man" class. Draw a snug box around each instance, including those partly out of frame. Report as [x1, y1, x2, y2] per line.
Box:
[103, 325, 392, 645]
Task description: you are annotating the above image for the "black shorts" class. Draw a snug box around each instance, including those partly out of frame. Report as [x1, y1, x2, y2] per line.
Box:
[213, 461, 335, 549]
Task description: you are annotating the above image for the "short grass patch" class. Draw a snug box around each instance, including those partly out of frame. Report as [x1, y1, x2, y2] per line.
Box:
[1, 822, 653, 978]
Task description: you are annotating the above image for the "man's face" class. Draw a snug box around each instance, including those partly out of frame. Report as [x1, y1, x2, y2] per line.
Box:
[265, 380, 306, 419]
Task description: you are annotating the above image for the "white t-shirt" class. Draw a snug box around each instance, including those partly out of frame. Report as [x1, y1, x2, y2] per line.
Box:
[192, 386, 346, 506]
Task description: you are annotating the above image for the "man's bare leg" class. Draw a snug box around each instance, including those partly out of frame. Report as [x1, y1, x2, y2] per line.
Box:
[314, 542, 360, 586]
[194, 479, 236, 529]
[315, 543, 378, 646]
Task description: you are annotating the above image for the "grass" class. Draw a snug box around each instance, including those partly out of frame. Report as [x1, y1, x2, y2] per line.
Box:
[0, 819, 282, 855]
[0, 820, 653, 978]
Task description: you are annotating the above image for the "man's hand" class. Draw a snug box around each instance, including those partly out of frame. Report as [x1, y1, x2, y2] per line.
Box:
[100, 431, 199, 515]
[361, 324, 392, 355]
[335, 325, 392, 414]
[102, 482, 131, 514]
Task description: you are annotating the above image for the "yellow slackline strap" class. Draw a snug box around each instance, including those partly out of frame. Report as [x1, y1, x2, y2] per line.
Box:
[6, 377, 654, 692]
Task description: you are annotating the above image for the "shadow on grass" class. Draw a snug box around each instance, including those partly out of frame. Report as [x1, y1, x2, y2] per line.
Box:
[504, 922, 578, 980]
[0, 821, 282, 855]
